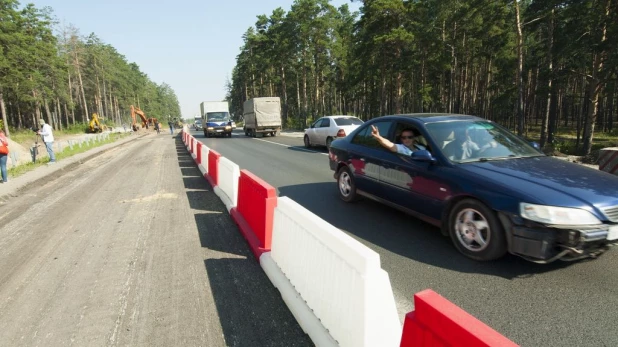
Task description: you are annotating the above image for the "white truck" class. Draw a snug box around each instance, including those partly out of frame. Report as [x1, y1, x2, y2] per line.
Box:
[200, 101, 233, 138]
[242, 97, 282, 137]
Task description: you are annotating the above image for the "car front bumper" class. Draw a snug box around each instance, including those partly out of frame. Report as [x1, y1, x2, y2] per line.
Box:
[206, 127, 231, 135]
[499, 213, 618, 263]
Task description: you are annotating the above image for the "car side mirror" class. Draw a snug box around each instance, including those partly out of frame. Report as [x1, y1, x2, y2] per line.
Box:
[411, 150, 436, 163]
[529, 141, 544, 153]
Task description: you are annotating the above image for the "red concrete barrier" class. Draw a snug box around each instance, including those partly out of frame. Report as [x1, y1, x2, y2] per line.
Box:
[206, 150, 220, 188]
[230, 169, 277, 259]
[196, 142, 202, 165]
[400, 290, 518, 347]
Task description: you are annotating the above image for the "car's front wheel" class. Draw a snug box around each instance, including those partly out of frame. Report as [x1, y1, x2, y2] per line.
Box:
[337, 166, 358, 202]
[447, 199, 507, 261]
[304, 135, 311, 148]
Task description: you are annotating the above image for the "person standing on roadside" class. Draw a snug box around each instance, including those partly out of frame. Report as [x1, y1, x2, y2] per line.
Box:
[168, 120, 174, 135]
[37, 118, 56, 164]
[0, 129, 9, 183]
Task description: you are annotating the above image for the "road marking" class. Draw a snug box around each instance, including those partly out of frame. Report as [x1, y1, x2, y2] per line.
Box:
[248, 137, 329, 156]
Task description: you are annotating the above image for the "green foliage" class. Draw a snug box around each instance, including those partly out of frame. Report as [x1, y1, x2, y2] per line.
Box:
[0, 3, 181, 132]
[227, 0, 617, 154]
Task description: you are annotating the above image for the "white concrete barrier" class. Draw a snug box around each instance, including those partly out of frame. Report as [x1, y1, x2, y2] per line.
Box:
[266, 197, 401, 347]
[198, 144, 209, 176]
[213, 156, 240, 211]
[191, 138, 197, 160]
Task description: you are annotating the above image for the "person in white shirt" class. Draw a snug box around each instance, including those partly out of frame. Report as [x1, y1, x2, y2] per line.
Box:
[37, 118, 56, 163]
[371, 125, 426, 155]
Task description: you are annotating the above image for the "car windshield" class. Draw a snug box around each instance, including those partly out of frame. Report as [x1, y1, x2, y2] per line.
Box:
[425, 120, 543, 163]
[195, 120, 202, 124]
[206, 112, 230, 121]
[334, 117, 363, 126]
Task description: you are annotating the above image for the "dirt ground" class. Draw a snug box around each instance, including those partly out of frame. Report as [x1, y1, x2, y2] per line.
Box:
[0, 133, 311, 347]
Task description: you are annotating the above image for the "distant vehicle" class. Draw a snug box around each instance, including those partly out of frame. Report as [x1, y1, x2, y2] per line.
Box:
[201, 101, 233, 137]
[243, 97, 282, 137]
[328, 113, 618, 263]
[304, 115, 364, 148]
[194, 119, 202, 131]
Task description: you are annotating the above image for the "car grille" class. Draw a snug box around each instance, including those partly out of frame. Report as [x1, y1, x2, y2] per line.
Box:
[602, 206, 618, 222]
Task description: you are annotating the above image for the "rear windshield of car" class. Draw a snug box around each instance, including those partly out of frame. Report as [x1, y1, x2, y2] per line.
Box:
[334, 117, 363, 126]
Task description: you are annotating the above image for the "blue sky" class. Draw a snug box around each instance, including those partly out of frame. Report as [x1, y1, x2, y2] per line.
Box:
[26, 0, 361, 119]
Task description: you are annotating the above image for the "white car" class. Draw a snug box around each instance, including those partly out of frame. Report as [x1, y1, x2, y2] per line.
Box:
[304, 115, 364, 148]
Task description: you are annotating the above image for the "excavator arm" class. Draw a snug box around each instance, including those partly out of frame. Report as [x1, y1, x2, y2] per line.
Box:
[130, 105, 149, 131]
[88, 113, 107, 133]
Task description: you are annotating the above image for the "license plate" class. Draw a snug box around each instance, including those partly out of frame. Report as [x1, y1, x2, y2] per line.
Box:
[608, 225, 618, 241]
[216, 130, 223, 132]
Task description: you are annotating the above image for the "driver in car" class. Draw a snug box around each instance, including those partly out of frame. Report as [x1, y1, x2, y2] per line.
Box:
[371, 125, 426, 155]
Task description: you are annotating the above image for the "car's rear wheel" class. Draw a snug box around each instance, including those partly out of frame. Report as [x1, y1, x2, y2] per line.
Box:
[448, 199, 507, 261]
[326, 137, 334, 149]
[337, 166, 358, 202]
[304, 135, 311, 148]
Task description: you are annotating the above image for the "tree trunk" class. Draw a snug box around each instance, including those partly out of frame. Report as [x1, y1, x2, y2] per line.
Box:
[281, 65, 288, 125]
[540, 8, 555, 148]
[582, 0, 611, 155]
[43, 98, 53, 129]
[75, 52, 89, 122]
[514, 0, 525, 136]
[0, 91, 9, 137]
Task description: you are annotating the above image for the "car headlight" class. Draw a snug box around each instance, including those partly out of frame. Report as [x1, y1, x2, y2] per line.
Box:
[520, 203, 601, 225]
[207, 127, 214, 130]
[225, 126, 231, 129]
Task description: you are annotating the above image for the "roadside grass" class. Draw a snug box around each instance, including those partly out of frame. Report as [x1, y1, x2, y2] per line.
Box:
[523, 124, 618, 159]
[10, 122, 93, 147]
[8, 132, 130, 179]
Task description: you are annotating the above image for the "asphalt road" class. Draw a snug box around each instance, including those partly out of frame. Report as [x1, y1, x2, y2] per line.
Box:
[194, 128, 618, 347]
[0, 133, 312, 347]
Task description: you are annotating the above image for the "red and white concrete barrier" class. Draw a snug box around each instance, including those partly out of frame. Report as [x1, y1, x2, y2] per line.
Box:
[206, 150, 220, 188]
[214, 157, 240, 211]
[599, 147, 618, 175]
[400, 289, 518, 347]
[230, 170, 277, 259]
[198, 144, 209, 177]
[261, 196, 401, 347]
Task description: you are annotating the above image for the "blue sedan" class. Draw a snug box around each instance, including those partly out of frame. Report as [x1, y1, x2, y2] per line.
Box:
[328, 114, 618, 263]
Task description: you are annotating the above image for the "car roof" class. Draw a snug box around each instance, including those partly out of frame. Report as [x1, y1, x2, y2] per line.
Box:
[325, 115, 358, 118]
[375, 113, 484, 124]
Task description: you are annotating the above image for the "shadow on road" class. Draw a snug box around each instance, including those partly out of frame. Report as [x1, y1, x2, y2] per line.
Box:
[174, 135, 312, 347]
[278, 181, 573, 280]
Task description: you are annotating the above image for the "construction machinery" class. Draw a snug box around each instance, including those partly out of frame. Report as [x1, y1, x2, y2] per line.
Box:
[130, 105, 149, 131]
[88, 113, 108, 133]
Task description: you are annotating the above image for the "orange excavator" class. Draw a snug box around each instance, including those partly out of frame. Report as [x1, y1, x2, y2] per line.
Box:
[130, 105, 149, 131]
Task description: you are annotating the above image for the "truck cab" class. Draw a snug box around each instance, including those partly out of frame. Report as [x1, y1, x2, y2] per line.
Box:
[204, 111, 233, 137]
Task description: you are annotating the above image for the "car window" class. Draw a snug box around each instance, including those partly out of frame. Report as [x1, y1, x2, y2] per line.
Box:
[312, 119, 323, 128]
[321, 118, 331, 127]
[334, 117, 363, 126]
[425, 120, 543, 162]
[351, 121, 393, 149]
